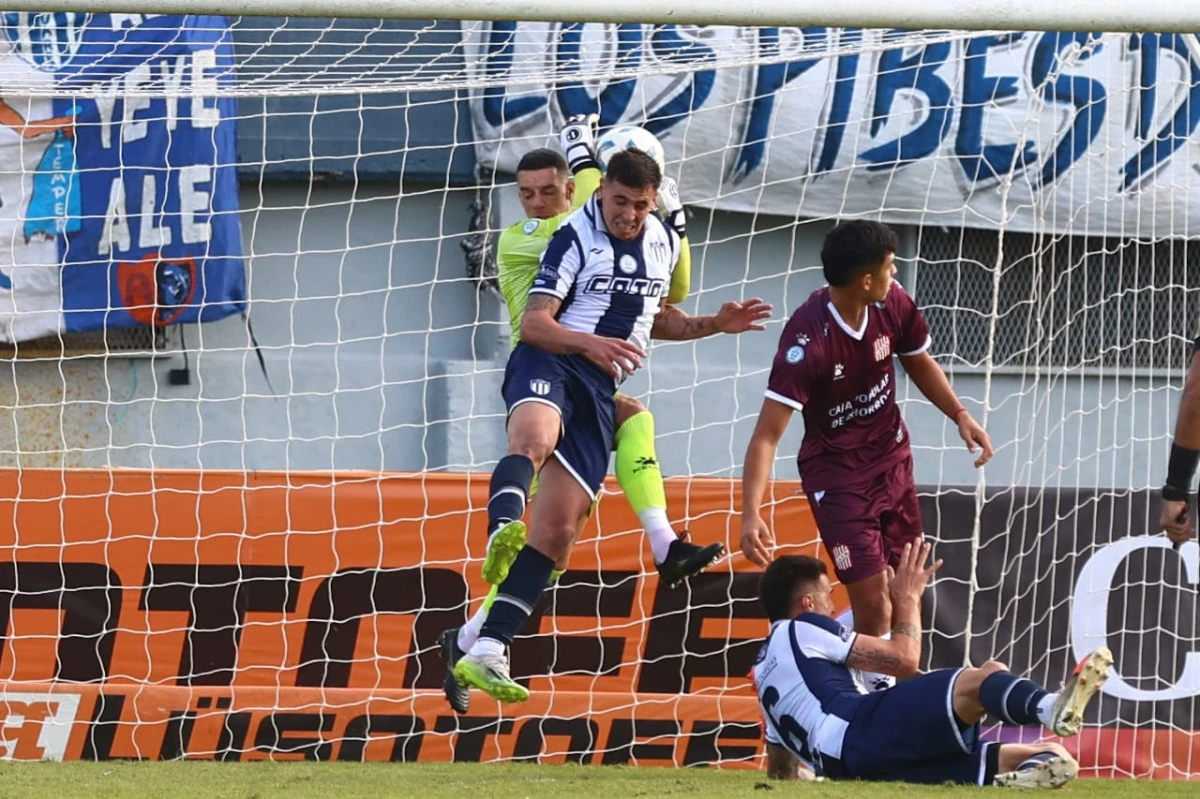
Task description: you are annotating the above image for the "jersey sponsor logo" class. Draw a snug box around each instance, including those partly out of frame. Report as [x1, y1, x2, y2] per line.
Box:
[584, 275, 665, 297]
[796, 333, 810, 346]
[649, 240, 669, 261]
[873, 335, 891, 362]
[833, 363, 844, 380]
[590, 247, 605, 255]
[831, 545, 852, 572]
[618, 254, 638, 275]
[522, 219, 539, 234]
[786, 346, 804, 364]
[896, 427, 904, 443]
[529, 379, 551, 396]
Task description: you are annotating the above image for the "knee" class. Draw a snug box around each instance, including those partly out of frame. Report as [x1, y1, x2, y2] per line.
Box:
[508, 430, 556, 468]
[959, 661, 1008, 694]
[614, 394, 647, 427]
[532, 523, 576, 560]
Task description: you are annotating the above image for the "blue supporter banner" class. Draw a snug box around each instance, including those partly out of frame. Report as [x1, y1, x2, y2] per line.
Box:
[464, 24, 1200, 237]
[0, 13, 244, 342]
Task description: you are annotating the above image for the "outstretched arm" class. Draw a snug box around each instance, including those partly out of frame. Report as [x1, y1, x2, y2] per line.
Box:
[651, 299, 772, 341]
[1161, 349, 1200, 544]
[899, 351, 993, 467]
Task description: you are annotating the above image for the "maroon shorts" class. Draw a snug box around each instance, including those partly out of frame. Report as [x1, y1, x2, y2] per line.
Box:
[805, 454, 923, 585]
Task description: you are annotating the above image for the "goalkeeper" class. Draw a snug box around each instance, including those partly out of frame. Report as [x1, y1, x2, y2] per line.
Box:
[439, 116, 758, 711]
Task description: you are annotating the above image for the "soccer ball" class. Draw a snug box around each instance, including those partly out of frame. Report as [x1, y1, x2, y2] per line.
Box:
[594, 125, 667, 174]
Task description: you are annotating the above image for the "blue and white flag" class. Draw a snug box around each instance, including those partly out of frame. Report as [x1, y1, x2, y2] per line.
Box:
[0, 13, 244, 343]
[465, 24, 1200, 239]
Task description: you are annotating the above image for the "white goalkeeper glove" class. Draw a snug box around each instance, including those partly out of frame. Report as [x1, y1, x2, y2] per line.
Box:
[559, 113, 600, 174]
[658, 175, 687, 238]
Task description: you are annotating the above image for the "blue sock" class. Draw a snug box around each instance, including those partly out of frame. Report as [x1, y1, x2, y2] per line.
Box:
[479, 545, 555, 646]
[487, 454, 535, 537]
[979, 671, 1049, 725]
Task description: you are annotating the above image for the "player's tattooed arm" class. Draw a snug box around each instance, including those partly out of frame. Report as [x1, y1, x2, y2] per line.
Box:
[651, 304, 719, 341]
[845, 628, 921, 677]
[653, 298, 772, 340]
[845, 642, 904, 675]
[524, 294, 562, 317]
[891, 621, 920, 644]
[519, 294, 563, 346]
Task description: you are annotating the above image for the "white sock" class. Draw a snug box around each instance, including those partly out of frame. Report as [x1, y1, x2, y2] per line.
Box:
[1036, 693, 1059, 728]
[470, 636, 504, 658]
[457, 602, 489, 652]
[639, 508, 676, 563]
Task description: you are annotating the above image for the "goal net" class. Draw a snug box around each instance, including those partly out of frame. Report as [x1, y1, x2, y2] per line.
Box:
[0, 13, 1194, 777]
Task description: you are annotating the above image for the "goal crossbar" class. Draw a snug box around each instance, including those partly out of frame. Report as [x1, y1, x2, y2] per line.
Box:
[1, 0, 1197, 33]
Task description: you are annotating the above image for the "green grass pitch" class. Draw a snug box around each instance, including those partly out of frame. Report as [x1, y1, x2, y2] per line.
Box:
[0, 762, 1191, 798]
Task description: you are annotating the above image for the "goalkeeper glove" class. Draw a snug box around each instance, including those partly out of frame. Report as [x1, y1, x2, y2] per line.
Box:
[658, 175, 687, 239]
[559, 113, 600, 174]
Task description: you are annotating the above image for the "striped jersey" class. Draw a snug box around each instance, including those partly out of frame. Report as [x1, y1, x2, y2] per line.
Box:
[495, 168, 602, 349]
[752, 612, 867, 774]
[530, 196, 680, 376]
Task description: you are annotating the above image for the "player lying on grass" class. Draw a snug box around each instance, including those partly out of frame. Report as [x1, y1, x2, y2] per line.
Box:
[450, 149, 771, 704]
[754, 545, 1112, 788]
[437, 118, 746, 712]
[741, 219, 993, 693]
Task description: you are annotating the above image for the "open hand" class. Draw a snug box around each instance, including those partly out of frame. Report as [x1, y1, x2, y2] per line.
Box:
[888, 541, 942, 604]
[716, 298, 773, 334]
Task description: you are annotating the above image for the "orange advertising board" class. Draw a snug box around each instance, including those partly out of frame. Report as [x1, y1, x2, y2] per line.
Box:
[0, 469, 828, 695]
[0, 685, 764, 765]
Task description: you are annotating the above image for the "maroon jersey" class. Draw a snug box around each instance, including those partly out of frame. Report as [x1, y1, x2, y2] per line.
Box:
[766, 283, 931, 492]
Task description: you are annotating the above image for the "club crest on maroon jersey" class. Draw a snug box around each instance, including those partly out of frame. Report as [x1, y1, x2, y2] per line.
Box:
[873, 335, 891, 362]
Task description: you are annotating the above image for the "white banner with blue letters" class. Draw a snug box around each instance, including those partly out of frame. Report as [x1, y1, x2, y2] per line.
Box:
[0, 13, 244, 343]
[464, 24, 1200, 237]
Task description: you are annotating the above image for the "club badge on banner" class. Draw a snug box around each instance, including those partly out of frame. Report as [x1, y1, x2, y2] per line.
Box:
[0, 13, 245, 343]
[463, 24, 1200, 237]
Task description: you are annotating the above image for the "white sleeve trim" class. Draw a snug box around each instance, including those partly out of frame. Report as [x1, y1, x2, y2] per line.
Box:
[528, 287, 568, 300]
[764, 390, 803, 412]
[898, 334, 932, 357]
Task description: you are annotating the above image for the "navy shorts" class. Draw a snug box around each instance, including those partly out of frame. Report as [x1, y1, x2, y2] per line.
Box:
[502, 343, 615, 500]
[836, 668, 1000, 785]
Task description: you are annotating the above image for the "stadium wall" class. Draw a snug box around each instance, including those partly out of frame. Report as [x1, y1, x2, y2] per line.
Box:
[0, 19, 1176, 491]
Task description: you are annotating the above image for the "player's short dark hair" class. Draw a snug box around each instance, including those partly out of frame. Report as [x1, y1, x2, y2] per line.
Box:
[821, 219, 899, 287]
[517, 148, 568, 175]
[760, 555, 828, 622]
[606, 149, 661, 191]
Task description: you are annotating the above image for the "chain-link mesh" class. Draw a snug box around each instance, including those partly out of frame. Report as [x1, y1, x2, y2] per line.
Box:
[915, 226, 1200, 371]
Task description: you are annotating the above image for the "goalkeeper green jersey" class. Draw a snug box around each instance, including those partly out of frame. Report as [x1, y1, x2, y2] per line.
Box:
[496, 167, 691, 348]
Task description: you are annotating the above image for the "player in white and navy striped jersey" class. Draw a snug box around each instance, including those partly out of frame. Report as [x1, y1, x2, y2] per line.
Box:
[453, 149, 771, 703]
[754, 545, 1113, 788]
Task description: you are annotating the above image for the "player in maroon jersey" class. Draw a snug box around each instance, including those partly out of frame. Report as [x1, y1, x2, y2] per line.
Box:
[740, 220, 993, 690]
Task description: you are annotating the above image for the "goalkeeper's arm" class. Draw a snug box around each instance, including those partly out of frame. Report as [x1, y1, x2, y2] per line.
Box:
[658, 176, 691, 303]
[559, 114, 602, 212]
